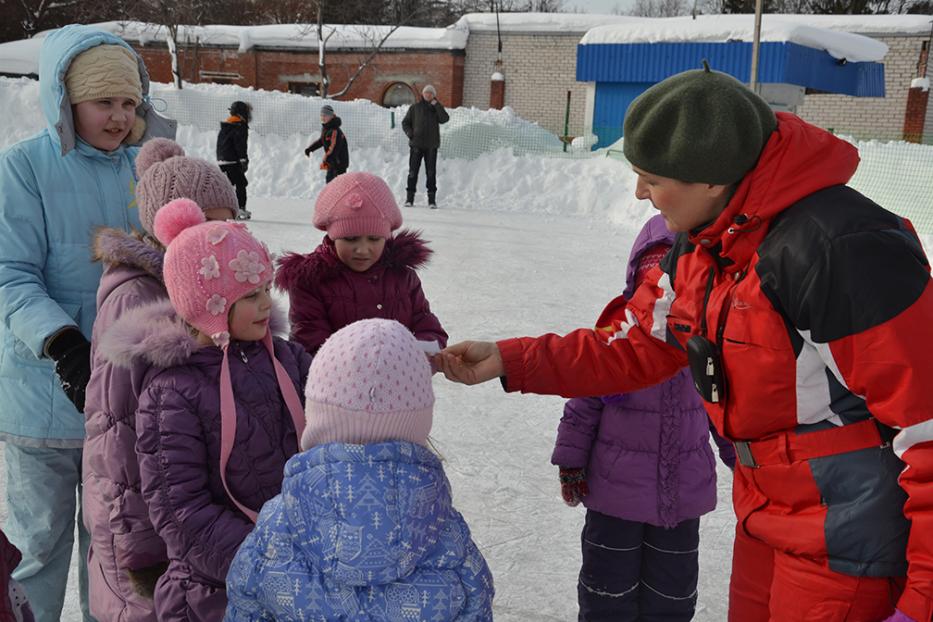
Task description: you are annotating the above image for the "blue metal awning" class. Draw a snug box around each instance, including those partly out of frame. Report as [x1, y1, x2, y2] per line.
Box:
[577, 41, 884, 97]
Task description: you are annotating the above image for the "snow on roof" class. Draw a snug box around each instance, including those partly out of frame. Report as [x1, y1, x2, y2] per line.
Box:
[579, 14, 910, 62]
[110, 21, 468, 52]
[0, 20, 468, 76]
[455, 12, 647, 34]
[0, 36, 43, 75]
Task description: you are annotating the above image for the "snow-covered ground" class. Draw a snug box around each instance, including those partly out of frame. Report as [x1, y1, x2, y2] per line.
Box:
[0, 200, 735, 621]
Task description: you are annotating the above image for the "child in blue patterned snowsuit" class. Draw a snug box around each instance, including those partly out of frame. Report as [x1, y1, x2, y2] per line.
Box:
[225, 319, 493, 621]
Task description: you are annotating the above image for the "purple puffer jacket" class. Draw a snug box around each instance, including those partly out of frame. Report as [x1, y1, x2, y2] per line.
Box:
[275, 229, 447, 355]
[99, 300, 311, 622]
[83, 229, 168, 622]
[552, 215, 736, 528]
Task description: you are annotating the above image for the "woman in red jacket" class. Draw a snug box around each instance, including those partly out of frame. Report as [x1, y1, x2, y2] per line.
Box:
[437, 65, 933, 622]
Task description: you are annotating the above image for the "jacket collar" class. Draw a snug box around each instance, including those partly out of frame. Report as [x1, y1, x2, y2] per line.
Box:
[688, 113, 859, 272]
[93, 228, 164, 280]
[274, 228, 433, 291]
[98, 299, 289, 370]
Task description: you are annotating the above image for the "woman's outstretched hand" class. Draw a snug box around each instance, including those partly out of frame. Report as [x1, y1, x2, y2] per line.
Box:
[436, 341, 505, 385]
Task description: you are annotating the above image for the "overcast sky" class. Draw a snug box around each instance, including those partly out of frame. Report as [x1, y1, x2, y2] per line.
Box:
[561, 0, 635, 15]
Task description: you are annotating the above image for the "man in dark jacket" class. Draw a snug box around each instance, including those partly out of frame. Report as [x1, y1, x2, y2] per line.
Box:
[304, 104, 349, 184]
[402, 84, 449, 208]
[216, 100, 251, 219]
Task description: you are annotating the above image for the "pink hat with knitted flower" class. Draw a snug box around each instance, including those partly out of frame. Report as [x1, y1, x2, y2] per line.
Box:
[301, 318, 434, 451]
[155, 199, 271, 347]
[313, 171, 402, 239]
[154, 198, 305, 523]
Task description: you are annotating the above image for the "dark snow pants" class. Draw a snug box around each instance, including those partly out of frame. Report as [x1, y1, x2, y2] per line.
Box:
[406, 146, 437, 202]
[578, 510, 699, 622]
[220, 163, 248, 209]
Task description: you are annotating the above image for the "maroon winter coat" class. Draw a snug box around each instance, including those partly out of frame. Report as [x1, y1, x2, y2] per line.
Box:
[98, 300, 310, 621]
[275, 229, 447, 355]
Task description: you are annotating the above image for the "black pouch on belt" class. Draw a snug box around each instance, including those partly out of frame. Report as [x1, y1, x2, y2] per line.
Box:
[687, 335, 726, 404]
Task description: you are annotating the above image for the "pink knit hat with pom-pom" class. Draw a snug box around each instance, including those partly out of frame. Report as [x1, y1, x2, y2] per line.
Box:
[136, 138, 238, 237]
[155, 198, 272, 346]
[301, 318, 434, 451]
[313, 171, 402, 239]
[155, 198, 305, 523]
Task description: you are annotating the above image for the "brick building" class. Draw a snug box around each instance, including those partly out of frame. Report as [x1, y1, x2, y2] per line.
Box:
[0, 15, 930, 142]
[797, 32, 932, 141]
[460, 14, 637, 138]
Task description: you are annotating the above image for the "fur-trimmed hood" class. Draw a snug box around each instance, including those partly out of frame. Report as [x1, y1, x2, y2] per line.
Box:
[274, 228, 432, 292]
[98, 299, 290, 370]
[93, 227, 164, 281]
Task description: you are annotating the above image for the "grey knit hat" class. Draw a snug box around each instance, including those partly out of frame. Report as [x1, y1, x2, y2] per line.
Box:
[135, 138, 239, 237]
[320, 104, 335, 117]
[623, 63, 777, 185]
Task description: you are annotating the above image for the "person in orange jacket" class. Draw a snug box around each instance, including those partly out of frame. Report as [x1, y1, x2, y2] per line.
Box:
[304, 104, 349, 184]
[436, 65, 933, 622]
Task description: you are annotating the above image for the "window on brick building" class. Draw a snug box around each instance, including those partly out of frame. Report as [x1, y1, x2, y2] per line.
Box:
[288, 82, 321, 97]
[199, 70, 241, 85]
[382, 82, 417, 107]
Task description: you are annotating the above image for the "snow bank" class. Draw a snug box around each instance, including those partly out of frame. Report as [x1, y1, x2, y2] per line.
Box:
[0, 76, 650, 228]
[0, 76, 928, 236]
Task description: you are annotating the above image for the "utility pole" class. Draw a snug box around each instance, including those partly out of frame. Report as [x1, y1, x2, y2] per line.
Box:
[749, 0, 764, 92]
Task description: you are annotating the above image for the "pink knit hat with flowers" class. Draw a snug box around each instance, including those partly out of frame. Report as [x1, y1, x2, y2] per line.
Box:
[312, 171, 403, 239]
[136, 138, 239, 237]
[154, 199, 305, 522]
[301, 318, 434, 451]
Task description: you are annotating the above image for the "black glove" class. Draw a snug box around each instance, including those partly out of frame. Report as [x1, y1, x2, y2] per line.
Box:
[240, 160, 249, 174]
[126, 562, 169, 599]
[46, 327, 91, 413]
[304, 146, 312, 157]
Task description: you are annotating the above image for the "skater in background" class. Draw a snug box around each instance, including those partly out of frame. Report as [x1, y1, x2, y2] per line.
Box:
[402, 84, 448, 208]
[100, 199, 309, 619]
[217, 100, 252, 219]
[553, 214, 735, 621]
[437, 65, 933, 622]
[0, 23, 173, 621]
[276, 171, 447, 357]
[83, 137, 238, 622]
[304, 104, 349, 184]
[225, 319, 494, 621]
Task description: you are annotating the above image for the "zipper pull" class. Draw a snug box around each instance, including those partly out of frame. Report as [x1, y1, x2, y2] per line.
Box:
[239, 347, 248, 363]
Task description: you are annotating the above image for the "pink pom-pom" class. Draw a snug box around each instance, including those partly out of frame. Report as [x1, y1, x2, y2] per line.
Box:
[153, 198, 206, 246]
[135, 138, 185, 177]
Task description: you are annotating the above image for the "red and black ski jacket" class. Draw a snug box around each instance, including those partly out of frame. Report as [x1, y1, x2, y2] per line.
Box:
[498, 113, 933, 621]
[307, 116, 349, 172]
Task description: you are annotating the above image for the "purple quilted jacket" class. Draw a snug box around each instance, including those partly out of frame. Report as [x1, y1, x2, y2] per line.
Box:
[275, 229, 447, 355]
[99, 300, 310, 621]
[552, 215, 736, 528]
[83, 229, 167, 622]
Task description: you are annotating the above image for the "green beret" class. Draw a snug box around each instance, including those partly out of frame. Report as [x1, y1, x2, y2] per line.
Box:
[622, 63, 777, 185]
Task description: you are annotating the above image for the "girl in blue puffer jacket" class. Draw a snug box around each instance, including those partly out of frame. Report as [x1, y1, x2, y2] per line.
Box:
[0, 24, 174, 621]
[225, 318, 494, 621]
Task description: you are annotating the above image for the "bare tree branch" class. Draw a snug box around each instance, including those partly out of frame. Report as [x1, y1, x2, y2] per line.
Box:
[328, 24, 403, 97]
